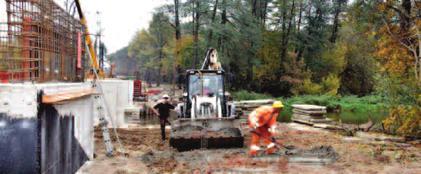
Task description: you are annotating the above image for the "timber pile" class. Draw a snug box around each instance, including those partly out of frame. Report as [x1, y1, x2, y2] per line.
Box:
[234, 99, 275, 118]
[292, 104, 337, 128]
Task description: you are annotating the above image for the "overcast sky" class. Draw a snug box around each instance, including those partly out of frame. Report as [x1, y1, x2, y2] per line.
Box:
[0, 0, 170, 53]
[75, 0, 170, 53]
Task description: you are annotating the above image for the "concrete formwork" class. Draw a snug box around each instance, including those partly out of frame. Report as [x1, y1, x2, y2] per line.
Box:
[94, 79, 134, 128]
[0, 83, 94, 174]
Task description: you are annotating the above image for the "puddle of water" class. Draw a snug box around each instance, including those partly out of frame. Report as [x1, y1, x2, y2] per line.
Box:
[327, 110, 388, 125]
[250, 145, 339, 166]
[285, 145, 339, 165]
[288, 156, 335, 165]
[211, 167, 278, 173]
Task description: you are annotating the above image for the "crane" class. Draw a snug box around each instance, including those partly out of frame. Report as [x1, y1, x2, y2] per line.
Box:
[74, 0, 104, 78]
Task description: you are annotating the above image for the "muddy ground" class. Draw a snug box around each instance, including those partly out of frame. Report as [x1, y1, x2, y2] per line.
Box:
[79, 85, 421, 173]
[78, 122, 421, 174]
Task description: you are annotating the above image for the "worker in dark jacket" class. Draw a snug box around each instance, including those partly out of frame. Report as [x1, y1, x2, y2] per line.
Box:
[152, 94, 175, 141]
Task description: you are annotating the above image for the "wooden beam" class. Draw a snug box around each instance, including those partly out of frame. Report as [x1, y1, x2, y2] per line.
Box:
[42, 88, 96, 104]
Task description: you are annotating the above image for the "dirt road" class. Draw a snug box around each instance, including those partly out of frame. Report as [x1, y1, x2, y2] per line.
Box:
[77, 121, 420, 174]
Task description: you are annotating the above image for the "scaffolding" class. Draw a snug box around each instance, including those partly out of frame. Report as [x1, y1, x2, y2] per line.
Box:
[0, 0, 85, 82]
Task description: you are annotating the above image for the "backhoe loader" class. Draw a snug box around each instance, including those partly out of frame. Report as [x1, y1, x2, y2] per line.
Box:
[169, 48, 244, 151]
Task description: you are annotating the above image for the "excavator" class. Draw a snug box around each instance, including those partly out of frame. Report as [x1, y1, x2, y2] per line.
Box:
[169, 48, 244, 151]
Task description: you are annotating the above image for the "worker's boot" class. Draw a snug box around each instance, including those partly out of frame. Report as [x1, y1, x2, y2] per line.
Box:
[265, 143, 277, 155]
[249, 145, 260, 157]
[249, 150, 258, 157]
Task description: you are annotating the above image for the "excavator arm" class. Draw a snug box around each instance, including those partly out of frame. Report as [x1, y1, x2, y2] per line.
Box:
[201, 48, 222, 70]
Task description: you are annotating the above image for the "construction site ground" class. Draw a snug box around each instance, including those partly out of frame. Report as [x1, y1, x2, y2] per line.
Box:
[78, 121, 421, 174]
[74, 85, 421, 173]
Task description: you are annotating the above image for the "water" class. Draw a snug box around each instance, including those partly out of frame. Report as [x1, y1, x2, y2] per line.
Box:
[327, 109, 388, 124]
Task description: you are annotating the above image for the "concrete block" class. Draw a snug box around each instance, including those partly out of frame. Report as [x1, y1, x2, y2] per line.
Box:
[0, 83, 94, 174]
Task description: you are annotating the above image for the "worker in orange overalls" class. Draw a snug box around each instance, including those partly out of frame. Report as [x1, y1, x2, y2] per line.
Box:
[248, 101, 284, 157]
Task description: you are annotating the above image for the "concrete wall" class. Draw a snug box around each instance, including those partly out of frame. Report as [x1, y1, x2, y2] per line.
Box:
[94, 79, 133, 128]
[0, 83, 94, 174]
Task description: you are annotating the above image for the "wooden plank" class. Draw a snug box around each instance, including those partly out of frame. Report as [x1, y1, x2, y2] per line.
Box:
[292, 118, 314, 126]
[42, 88, 96, 104]
[292, 104, 326, 111]
[293, 114, 332, 124]
[313, 123, 343, 130]
[293, 112, 326, 118]
[310, 118, 333, 124]
[294, 113, 326, 117]
[293, 109, 326, 114]
[234, 99, 274, 105]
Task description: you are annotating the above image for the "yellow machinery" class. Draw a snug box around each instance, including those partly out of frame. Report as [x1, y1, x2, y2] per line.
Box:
[74, 0, 105, 78]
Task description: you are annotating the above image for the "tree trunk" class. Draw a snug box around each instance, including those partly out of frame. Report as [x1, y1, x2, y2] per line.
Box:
[261, 0, 269, 25]
[297, 0, 303, 32]
[218, 0, 227, 51]
[193, 0, 200, 69]
[247, 42, 254, 89]
[172, 0, 181, 95]
[280, 0, 295, 65]
[252, 0, 257, 16]
[400, 0, 411, 35]
[157, 45, 163, 87]
[297, 0, 312, 60]
[294, 0, 303, 54]
[207, 0, 219, 48]
[174, 0, 181, 40]
[330, 0, 344, 43]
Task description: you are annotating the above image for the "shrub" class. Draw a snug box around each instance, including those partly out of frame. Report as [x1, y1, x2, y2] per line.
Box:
[232, 90, 272, 101]
[383, 106, 421, 136]
[321, 74, 340, 96]
[292, 74, 340, 96]
[293, 79, 322, 95]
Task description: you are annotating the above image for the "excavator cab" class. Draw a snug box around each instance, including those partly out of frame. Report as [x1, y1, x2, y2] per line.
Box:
[169, 49, 243, 151]
[183, 70, 228, 119]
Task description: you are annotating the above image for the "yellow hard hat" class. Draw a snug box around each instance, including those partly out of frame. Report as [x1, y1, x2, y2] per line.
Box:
[272, 101, 284, 108]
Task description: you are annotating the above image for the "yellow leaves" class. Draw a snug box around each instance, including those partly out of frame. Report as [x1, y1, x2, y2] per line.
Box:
[301, 79, 322, 95]
[292, 74, 340, 96]
[377, 3, 387, 11]
[254, 32, 281, 81]
[375, 29, 413, 76]
[375, 1, 419, 79]
[383, 106, 421, 136]
[174, 35, 194, 68]
[321, 43, 346, 75]
[321, 74, 341, 96]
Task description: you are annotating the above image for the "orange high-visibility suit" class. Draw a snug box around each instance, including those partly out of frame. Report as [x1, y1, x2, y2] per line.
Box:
[248, 105, 279, 156]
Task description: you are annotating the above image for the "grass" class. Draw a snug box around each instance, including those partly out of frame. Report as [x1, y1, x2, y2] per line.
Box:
[279, 95, 388, 124]
[232, 90, 388, 124]
[232, 90, 272, 101]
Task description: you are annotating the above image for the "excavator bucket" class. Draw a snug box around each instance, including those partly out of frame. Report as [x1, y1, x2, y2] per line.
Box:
[169, 118, 244, 151]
